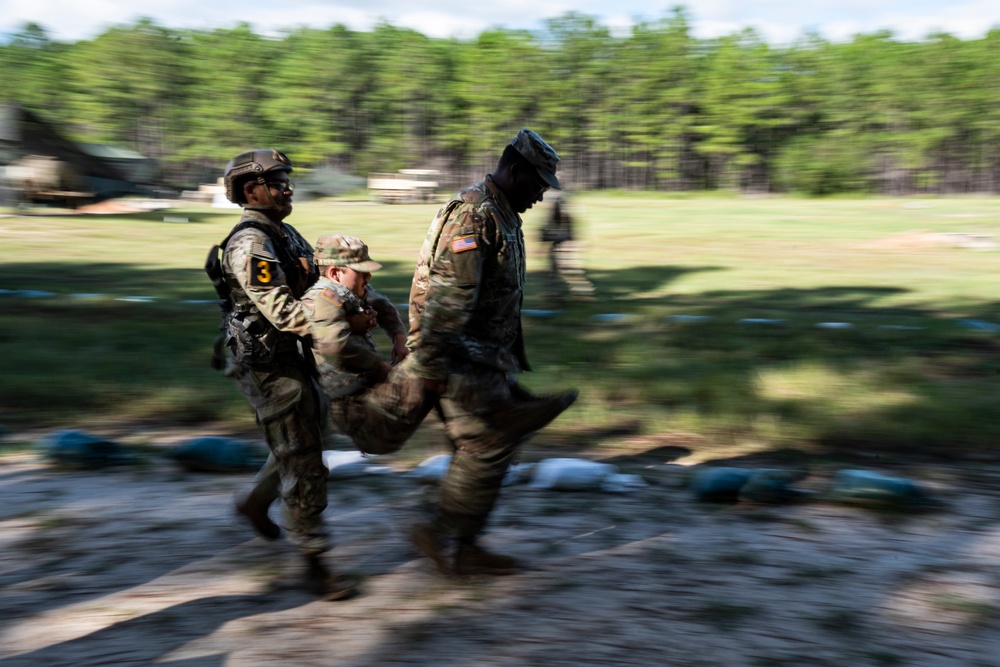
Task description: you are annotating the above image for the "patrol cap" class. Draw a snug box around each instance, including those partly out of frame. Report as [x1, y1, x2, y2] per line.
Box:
[510, 128, 561, 190]
[314, 235, 383, 272]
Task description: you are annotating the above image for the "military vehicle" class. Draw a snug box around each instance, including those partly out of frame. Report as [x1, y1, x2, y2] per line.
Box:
[366, 168, 439, 204]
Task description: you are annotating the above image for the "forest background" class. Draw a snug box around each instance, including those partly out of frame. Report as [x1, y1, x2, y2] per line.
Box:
[3, 7, 1000, 196]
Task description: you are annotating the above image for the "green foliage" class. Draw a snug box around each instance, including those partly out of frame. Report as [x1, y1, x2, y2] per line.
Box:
[3, 11, 1000, 194]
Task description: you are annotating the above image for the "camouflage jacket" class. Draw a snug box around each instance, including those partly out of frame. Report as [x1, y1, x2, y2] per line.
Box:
[220, 210, 317, 363]
[302, 277, 405, 397]
[407, 175, 530, 381]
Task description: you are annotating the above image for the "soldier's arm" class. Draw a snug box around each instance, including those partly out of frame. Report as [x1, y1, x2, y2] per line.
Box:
[364, 286, 406, 338]
[409, 206, 487, 380]
[311, 289, 390, 377]
[227, 231, 313, 337]
[365, 286, 409, 364]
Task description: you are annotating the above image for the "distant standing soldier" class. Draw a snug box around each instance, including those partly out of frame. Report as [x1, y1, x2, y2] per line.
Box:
[301, 234, 434, 455]
[204, 148, 355, 601]
[540, 191, 594, 305]
[403, 129, 578, 575]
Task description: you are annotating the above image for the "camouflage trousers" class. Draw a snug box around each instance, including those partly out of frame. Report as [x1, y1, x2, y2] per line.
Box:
[325, 366, 436, 456]
[399, 360, 528, 542]
[545, 240, 594, 303]
[229, 358, 330, 554]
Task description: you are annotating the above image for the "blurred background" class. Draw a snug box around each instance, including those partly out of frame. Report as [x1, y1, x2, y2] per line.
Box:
[2, 4, 1000, 459]
[1, 4, 1000, 201]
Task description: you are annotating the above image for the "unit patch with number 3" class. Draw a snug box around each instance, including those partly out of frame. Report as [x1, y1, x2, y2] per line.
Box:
[249, 258, 278, 286]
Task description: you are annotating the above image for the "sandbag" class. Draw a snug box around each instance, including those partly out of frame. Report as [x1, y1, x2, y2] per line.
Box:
[527, 458, 619, 491]
[37, 430, 134, 469]
[322, 449, 393, 478]
[691, 467, 808, 503]
[168, 436, 266, 473]
[825, 469, 939, 510]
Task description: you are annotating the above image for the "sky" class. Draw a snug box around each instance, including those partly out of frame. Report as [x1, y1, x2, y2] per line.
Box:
[1, 0, 998, 45]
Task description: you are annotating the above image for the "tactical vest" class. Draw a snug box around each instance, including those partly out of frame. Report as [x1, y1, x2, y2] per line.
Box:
[205, 218, 313, 369]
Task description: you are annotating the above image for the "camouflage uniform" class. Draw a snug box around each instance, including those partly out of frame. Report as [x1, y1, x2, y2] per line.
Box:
[302, 276, 433, 455]
[404, 175, 537, 541]
[221, 208, 329, 554]
[540, 195, 594, 304]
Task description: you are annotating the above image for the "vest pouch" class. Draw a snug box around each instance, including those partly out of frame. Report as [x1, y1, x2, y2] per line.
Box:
[227, 314, 277, 366]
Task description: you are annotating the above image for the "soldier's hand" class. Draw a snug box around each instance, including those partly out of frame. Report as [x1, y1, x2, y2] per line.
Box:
[390, 333, 409, 365]
[347, 307, 377, 334]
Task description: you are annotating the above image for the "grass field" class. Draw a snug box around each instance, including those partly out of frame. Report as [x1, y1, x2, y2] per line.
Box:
[2, 193, 999, 458]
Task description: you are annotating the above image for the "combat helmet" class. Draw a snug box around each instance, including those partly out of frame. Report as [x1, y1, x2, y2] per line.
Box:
[223, 148, 293, 204]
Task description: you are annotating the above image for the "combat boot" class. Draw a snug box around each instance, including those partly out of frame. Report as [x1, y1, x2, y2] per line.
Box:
[454, 542, 520, 576]
[304, 554, 359, 601]
[410, 521, 453, 575]
[235, 491, 281, 541]
[486, 389, 578, 439]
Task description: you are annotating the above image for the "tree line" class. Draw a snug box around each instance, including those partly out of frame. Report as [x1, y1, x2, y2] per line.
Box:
[3, 8, 1000, 195]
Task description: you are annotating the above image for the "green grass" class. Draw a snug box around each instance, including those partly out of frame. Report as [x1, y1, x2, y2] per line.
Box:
[2, 194, 1000, 459]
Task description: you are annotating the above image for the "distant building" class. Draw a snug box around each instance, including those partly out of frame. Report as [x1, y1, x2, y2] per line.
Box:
[0, 103, 141, 206]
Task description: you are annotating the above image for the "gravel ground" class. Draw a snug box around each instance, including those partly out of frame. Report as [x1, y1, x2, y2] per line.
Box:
[2, 440, 999, 667]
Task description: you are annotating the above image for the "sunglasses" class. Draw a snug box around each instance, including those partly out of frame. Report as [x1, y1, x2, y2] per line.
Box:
[262, 180, 294, 193]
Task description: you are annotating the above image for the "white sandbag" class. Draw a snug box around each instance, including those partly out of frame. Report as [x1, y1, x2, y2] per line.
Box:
[527, 458, 619, 491]
[601, 473, 649, 493]
[406, 456, 534, 486]
[406, 454, 452, 482]
[323, 449, 376, 478]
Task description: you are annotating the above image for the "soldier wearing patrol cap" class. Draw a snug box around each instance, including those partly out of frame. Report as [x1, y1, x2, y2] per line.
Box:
[206, 149, 355, 601]
[403, 129, 579, 576]
[298, 235, 435, 455]
[540, 190, 595, 305]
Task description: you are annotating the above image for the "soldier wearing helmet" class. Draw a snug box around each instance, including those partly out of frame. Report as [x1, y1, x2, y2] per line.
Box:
[209, 148, 356, 600]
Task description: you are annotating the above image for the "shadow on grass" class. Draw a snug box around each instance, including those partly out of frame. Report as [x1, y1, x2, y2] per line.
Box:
[2, 260, 1000, 455]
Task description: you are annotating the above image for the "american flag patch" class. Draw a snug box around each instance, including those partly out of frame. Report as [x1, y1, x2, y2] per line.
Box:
[451, 235, 478, 253]
[321, 287, 343, 306]
[251, 241, 275, 260]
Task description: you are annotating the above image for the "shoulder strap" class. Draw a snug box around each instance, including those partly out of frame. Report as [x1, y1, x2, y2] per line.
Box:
[223, 218, 309, 295]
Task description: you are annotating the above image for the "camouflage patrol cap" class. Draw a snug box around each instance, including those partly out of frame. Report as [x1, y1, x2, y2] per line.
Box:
[315, 235, 383, 272]
[510, 129, 561, 190]
[223, 148, 293, 204]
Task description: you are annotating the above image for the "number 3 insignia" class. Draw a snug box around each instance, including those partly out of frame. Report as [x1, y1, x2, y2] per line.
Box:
[250, 259, 276, 286]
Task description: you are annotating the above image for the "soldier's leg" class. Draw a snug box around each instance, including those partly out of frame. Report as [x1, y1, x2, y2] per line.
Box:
[412, 370, 520, 574]
[544, 243, 567, 306]
[230, 362, 353, 600]
[232, 365, 284, 539]
[236, 452, 281, 540]
[328, 366, 435, 456]
[233, 362, 330, 552]
[261, 411, 328, 554]
[562, 240, 595, 297]
[410, 365, 576, 574]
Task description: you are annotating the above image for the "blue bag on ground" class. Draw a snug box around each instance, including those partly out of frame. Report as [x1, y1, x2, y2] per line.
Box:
[691, 467, 808, 503]
[168, 436, 267, 472]
[37, 430, 134, 469]
[825, 469, 939, 509]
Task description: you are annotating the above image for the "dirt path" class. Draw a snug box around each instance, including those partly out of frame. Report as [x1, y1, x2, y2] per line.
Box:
[1, 446, 999, 667]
